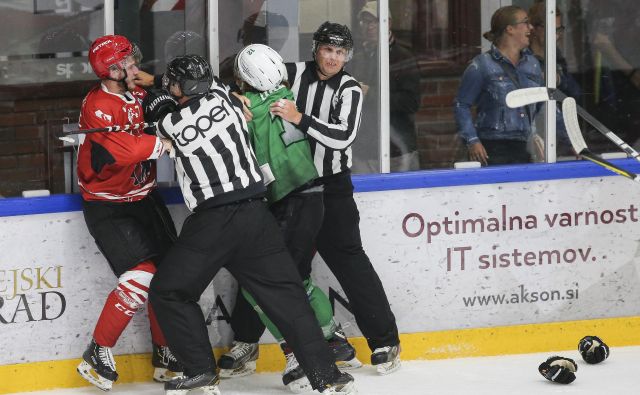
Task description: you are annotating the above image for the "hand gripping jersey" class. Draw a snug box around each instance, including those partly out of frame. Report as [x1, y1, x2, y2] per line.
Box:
[156, 84, 264, 211]
[245, 86, 318, 203]
[77, 84, 165, 202]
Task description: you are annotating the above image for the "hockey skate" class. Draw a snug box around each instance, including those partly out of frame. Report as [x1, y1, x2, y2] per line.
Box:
[371, 345, 401, 375]
[218, 341, 259, 378]
[164, 371, 220, 395]
[77, 339, 118, 391]
[152, 344, 184, 382]
[328, 326, 362, 370]
[281, 343, 311, 393]
[322, 372, 357, 394]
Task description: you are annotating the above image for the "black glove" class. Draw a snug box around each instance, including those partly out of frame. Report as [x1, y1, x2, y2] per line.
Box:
[538, 356, 577, 384]
[579, 335, 610, 364]
[143, 89, 177, 125]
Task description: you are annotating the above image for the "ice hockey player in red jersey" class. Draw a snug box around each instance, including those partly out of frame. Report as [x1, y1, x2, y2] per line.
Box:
[75, 35, 182, 391]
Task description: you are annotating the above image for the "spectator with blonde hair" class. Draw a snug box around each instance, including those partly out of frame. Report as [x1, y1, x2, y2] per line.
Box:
[454, 5, 544, 165]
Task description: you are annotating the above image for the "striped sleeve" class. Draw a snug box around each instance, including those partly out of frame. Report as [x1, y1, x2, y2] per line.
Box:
[297, 78, 363, 150]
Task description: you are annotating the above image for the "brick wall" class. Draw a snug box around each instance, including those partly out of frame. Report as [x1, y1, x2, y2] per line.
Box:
[0, 81, 93, 197]
[0, 76, 465, 198]
[415, 75, 464, 169]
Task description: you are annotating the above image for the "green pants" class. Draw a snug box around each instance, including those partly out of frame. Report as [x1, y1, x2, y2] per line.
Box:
[242, 277, 336, 342]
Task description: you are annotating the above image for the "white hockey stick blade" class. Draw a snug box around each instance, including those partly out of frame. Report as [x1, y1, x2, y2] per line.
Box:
[509, 87, 640, 162]
[563, 97, 640, 182]
[505, 87, 550, 108]
[562, 97, 588, 153]
[58, 136, 77, 145]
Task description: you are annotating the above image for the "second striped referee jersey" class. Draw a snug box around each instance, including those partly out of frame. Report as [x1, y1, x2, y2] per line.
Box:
[286, 61, 363, 179]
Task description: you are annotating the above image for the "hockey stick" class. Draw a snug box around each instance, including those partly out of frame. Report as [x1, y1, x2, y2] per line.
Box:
[506, 87, 640, 161]
[505, 86, 550, 108]
[57, 122, 157, 144]
[61, 122, 155, 135]
[562, 97, 640, 182]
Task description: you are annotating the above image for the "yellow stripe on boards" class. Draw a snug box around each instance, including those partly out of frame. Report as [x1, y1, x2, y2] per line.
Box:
[2, 316, 639, 394]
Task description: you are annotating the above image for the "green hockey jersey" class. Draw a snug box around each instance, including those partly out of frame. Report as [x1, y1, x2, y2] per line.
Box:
[246, 86, 318, 203]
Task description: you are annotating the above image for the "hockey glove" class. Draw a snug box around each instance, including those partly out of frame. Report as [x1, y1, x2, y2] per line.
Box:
[143, 89, 177, 125]
[538, 356, 577, 384]
[579, 335, 610, 364]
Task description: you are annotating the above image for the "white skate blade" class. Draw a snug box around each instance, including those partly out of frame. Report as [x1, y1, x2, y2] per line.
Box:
[287, 376, 312, 394]
[219, 360, 256, 378]
[336, 357, 363, 371]
[323, 380, 358, 395]
[153, 367, 184, 382]
[166, 386, 221, 395]
[375, 355, 401, 375]
[77, 360, 114, 391]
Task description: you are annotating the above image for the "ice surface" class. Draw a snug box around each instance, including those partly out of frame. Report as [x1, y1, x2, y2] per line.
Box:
[12, 346, 640, 394]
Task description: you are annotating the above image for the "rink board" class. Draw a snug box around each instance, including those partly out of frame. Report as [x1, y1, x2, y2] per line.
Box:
[2, 161, 640, 393]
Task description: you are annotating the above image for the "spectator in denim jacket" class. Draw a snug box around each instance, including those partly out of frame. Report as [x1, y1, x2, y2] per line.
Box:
[454, 5, 543, 165]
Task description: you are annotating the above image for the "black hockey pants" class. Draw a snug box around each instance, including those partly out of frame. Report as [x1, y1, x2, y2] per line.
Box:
[149, 199, 340, 390]
[231, 172, 399, 351]
[230, 191, 325, 343]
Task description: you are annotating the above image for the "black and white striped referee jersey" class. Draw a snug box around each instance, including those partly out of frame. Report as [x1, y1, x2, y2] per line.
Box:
[286, 61, 363, 178]
[156, 85, 265, 211]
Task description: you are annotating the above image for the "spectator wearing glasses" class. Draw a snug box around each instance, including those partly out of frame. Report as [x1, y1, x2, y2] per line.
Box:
[529, 4, 581, 100]
[454, 5, 543, 165]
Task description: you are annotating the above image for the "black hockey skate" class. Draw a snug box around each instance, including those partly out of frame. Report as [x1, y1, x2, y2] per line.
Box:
[152, 344, 184, 382]
[371, 344, 401, 375]
[77, 339, 118, 391]
[281, 343, 311, 393]
[164, 371, 220, 395]
[218, 341, 259, 378]
[328, 326, 362, 370]
[322, 372, 357, 394]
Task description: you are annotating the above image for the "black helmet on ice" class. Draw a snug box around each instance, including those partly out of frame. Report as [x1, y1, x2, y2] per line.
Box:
[163, 54, 213, 96]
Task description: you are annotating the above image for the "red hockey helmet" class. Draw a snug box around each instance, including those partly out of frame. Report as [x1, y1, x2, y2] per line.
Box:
[88, 35, 133, 78]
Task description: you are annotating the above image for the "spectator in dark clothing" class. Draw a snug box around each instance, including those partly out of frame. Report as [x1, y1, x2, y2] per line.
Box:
[218, 10, 290, 89]
[589, 0, 640, 146]
[351, 1, 421, 173]
[528, 3, 580, 157]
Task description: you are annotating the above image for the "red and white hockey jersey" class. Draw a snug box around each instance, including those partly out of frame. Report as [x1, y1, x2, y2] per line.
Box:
[77, 84, 165, 202]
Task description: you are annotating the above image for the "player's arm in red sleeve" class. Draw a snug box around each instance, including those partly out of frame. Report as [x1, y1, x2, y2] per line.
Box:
[80, 101, 166, 165]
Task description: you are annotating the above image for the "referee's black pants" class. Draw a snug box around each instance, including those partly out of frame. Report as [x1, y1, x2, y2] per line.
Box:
[230, 191, 325, 343]
[317, 171, 399, 351]
[149, 199, 340, 390]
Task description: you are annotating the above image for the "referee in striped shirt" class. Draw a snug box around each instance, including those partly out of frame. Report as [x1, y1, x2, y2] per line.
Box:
[145, 55, 355, 393]
[271, 22, 401, 373]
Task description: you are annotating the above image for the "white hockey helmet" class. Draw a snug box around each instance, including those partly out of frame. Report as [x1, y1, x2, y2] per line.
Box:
[234, 44, 287, 92]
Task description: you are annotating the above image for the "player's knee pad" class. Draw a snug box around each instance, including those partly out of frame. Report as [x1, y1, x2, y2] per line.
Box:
[115, 261, 156, 314]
